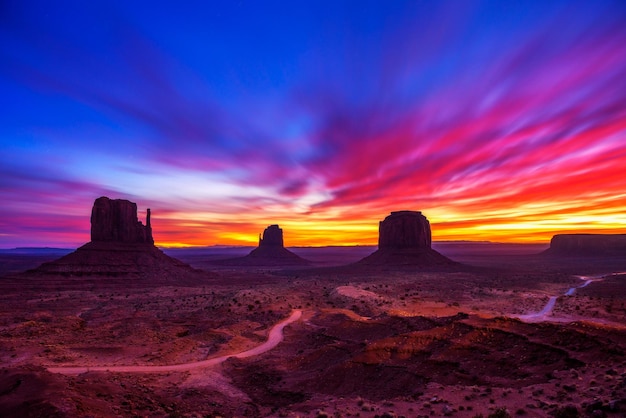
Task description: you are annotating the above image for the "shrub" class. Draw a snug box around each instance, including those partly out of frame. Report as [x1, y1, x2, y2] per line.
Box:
[488, 408, 511, 418]
[552, 405, 580, 418]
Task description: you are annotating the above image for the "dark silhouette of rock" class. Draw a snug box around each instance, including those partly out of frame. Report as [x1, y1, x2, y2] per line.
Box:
[358, 211, 456, 267]
[258, 225, 284, 247]
[27, 197, 211, 284]
[378, 211, 431, 249]
[543, 234, 626, 257]
[91, 196, 153, 243]
[216, 225, 309, 266]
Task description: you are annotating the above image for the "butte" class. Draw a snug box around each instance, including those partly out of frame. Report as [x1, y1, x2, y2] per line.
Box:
[217, 225, 309, 266]
[27, 196, 211, 284]
[357, 210, 457, 267]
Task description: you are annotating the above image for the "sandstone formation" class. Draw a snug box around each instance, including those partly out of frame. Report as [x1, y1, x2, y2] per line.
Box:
[378, 211, 431, 249]
[543, 233, 626, 257]
[217, 225, 309, 266]
[91, 196, 153, 243]
[258, 224, 284, 247]
[358, 211, 456, 267]
[29, 197, 210, 283]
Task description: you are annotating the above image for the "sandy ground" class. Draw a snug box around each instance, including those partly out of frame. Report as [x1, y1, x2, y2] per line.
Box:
[0, 244, 625, 417]
[47, 309, 302, 375]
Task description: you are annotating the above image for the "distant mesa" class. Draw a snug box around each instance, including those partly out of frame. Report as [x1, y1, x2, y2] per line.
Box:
[543, 233, 626, 257]
[216, 224, 309, 266]
[29, 196, 209, 282]
[358, 211, 457, 267]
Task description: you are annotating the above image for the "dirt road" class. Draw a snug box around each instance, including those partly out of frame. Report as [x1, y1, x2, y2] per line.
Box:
[48, 309, 302, 375]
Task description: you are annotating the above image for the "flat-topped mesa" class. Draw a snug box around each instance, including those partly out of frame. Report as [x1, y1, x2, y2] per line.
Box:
[259, 225, 284, 247]
[379, 211, 432, 249]
[544, 233, 626, 256]
[358, 210, 456, 267]
[91, 196, 153, 244]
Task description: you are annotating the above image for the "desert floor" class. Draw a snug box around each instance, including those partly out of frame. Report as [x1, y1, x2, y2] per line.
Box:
[1, 243, 625, 417]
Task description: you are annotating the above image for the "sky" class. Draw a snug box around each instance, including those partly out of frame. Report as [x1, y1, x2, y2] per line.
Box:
[1, 0, 626, 248]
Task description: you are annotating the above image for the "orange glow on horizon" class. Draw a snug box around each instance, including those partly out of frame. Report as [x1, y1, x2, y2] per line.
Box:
[151, 199, 626, 248]
[3, 1, 626, 250]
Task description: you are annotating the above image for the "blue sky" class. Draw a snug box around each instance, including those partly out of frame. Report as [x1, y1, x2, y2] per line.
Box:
[1, 0, 626, 247]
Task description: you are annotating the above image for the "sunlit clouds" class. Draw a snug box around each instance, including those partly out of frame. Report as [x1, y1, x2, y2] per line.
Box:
[1, 1, 625, 248]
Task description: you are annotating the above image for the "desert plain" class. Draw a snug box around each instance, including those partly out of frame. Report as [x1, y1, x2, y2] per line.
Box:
[1, 243, 625, 418]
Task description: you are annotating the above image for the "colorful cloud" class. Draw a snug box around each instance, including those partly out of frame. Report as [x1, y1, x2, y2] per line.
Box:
[1, 1, 625, 248]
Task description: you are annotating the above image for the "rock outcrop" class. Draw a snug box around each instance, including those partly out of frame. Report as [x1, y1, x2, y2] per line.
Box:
[91, 196, 153, 243]
[216, 225, 309, 266]
[358, 211, 456, 267]
[29, 197, 210, 283]
[378, 211, 431, 249]
[258, 224, 284, 247]
[543, 234, 626, 257]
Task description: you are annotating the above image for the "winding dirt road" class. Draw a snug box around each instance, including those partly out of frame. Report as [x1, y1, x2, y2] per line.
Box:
[48, 309, 302, 375]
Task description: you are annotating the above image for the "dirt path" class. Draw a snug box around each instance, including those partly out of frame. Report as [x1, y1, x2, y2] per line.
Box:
[48, 309, 302, 375]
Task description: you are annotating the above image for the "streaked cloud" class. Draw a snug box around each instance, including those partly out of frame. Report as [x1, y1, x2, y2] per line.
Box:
[1, 1, 625, 247]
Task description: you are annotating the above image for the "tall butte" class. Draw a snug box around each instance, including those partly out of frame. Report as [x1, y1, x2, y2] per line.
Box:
[358, 211, 456, 267]
[31, 196, 210, 283]
[218, 224, 309, 266]
[90, 196, 153, 244]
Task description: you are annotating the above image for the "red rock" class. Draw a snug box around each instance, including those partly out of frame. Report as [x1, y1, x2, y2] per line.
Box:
[26, 197, 210, 283]
[259, 225, 284, 247]
[544, 234, 626, 256]
[378, 211, 431, 249]
[358, 211, 456, 267]
[218, 224, 309, 266]
[91, 197, 153, 244]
